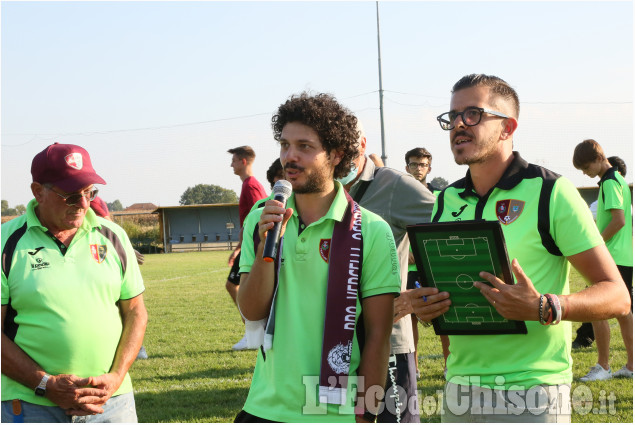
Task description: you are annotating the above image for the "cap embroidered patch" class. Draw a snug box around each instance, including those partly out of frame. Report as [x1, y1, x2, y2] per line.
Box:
[319, 238, 331, 263]
[495, 199, 525, 225]
[65, 153, 83, 170]
[90, 244, 107, 263]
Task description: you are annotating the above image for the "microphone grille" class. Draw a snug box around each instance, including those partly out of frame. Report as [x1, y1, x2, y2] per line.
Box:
[272, 179, 293, 198]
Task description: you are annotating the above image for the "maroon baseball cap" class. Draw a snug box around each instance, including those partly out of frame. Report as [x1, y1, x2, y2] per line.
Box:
[31, 143, 106, 192]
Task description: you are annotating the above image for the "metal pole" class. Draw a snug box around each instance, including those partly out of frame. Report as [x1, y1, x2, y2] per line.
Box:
[376, 1, 387, 165]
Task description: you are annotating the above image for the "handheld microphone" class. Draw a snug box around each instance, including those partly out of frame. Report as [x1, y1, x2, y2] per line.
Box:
[263, 179, 293, 263]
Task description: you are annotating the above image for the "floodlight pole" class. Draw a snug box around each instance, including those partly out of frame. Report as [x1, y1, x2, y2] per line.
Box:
[375, 1, 387, 165]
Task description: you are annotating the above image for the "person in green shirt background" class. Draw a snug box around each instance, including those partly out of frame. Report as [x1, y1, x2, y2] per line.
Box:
[573, 139, 633, 381]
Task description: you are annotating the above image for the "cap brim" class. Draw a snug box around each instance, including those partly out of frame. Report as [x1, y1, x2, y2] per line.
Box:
[54, 173, 107, 192]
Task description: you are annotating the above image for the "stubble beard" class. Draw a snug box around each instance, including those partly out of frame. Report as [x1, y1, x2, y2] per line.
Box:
[291, 160, 333, 195]
[453, 134, 499, 166]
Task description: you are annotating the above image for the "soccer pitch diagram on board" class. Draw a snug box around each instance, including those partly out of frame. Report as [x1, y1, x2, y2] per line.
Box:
[407, 221, 527, 335]
[424, 236, 504, 325]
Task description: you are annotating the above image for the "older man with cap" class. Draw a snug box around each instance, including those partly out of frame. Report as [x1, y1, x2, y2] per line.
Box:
[1, 143, 147, 423]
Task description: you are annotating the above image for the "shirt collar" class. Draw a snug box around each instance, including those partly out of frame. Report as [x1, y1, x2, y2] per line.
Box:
[598, 166, 618, 186]
[459, 151, 529, 199]
[286, 181, 350, 226]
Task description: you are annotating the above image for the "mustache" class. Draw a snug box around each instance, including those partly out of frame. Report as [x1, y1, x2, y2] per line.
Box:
[452, 130, 471, 141]
[284, 163, 305, 172]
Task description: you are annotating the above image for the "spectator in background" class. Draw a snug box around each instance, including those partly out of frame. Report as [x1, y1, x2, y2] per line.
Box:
[574, 155, 628, 348]
[608, 156, 627, 178]
[403, 147, 450, 379]
[404, 147, 438, 194]
[226, 146, 267, 351]
[90, 196, 110, 220]
[573, 140, 633, 380]
[247, 159, 285, 216]
[341, 127, 436, 423]
[265, 158, 284, 189]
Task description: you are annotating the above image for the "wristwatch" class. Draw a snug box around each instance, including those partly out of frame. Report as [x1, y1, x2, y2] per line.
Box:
[34, 373, 50, 396]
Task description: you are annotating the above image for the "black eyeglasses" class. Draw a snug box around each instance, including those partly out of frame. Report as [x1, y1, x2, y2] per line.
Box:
[437, 107, 510, 131]
[407, 162, 430, 170]
[46, 185, 98, 206]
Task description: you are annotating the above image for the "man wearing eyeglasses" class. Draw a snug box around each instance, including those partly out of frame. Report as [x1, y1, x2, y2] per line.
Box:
[404, 147, 438, 194]
[403, 147, 450, 382]
[400, 74, 629, 422]
[1, 143, 147, 422]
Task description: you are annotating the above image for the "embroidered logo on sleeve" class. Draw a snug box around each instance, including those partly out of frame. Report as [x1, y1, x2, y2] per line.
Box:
[496, 200, 525, 225]
[319, 239, 331, 263]
[90, 244, 107, 263]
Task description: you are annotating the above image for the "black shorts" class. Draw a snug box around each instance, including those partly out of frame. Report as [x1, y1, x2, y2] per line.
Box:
[227, 253, 241, 285]
[406, 271, 420, 291]
[617, 264, 633, 312]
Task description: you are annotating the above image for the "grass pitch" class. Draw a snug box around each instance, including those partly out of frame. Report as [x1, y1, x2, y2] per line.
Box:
[129, 251, 633, 423]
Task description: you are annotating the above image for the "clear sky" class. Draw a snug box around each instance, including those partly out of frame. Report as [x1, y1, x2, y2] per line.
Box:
[1, 0, 633, 208]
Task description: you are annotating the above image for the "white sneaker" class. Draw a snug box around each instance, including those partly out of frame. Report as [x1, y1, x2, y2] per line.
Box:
[612, 365, 633, 378]
[232, 334, 250, 350]
[579, 363, 612, 381]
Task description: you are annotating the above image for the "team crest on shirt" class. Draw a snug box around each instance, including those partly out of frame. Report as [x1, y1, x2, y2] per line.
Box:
[495, 200, 525, 225]
[90, 244, 107, 263]
[319, 239, 331, 263]
[65, 153, 83, 170]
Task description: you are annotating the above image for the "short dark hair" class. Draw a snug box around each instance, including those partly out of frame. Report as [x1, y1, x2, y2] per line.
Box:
[405, 147, 432, 165]
[608, 156, 627, 177]
[272, 92, 359, 179]
[452, 74, 520, 119]
[573, 139, 605, 169]
[227, 146, 256, 163]
[266, 158, 283, 188]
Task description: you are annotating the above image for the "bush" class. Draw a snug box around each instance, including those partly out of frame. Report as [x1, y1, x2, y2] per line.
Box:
[115, 214, 161, 253]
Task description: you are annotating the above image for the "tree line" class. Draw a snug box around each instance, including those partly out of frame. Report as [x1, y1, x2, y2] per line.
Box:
[1, 200, 26, 217]
[2, 178, 447, 217]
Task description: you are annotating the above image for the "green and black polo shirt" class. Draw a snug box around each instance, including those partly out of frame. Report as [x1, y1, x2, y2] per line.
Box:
[2, 199, 144, 405]
[432, 152, 603, 389]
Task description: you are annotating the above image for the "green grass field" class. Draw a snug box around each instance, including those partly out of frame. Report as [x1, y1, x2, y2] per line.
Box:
[130, 251, 633, 423]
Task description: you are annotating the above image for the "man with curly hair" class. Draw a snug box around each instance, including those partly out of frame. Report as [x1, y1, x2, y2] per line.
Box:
[235, 92, 401, 422]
